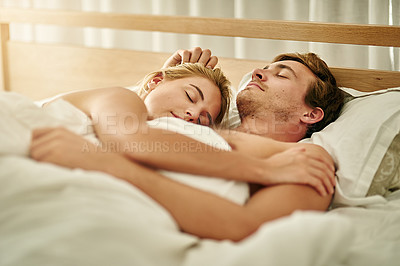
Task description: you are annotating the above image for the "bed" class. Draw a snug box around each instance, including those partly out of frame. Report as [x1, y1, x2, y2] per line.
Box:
[1, 7, 400, 266]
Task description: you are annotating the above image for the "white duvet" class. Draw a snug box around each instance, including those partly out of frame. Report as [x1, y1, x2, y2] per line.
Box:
[1, 92, 399, 266]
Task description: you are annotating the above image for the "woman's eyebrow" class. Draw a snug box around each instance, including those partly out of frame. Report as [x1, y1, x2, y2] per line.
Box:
[189, 84, 204, 100]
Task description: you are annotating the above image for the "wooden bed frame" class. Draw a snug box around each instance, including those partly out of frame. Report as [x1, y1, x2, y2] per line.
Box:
[1, 8, 400, 100]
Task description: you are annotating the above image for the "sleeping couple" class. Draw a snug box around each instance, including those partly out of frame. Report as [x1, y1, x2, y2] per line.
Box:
[28, 47, 344, 241]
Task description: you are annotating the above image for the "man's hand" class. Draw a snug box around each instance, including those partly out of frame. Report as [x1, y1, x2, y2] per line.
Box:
[162, 47, 218, 69]
[30, 127, 114, 173]
[262, 145, 336, 196]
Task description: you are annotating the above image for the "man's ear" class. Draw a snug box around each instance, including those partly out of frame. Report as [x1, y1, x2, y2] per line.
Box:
[300, 107, 324, 125]
[146, 74, 164, 92]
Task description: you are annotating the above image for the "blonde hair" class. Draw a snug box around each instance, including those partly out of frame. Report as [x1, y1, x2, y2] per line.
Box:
[137, 63, 231, 125]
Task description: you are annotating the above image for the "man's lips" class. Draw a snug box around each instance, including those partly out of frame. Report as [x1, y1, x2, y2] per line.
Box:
[247, 81, 265, 91]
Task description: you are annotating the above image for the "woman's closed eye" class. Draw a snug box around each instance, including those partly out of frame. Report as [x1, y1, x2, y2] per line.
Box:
[185, 91, 194, 103]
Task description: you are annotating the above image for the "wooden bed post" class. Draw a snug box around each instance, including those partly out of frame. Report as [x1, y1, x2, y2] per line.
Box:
[0, 22, 10, 92]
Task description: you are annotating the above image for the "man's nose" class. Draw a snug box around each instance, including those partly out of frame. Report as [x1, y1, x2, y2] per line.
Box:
[252, 68, 267, 81]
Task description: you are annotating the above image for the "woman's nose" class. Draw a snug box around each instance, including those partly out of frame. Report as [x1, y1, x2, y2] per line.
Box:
[184, 110, 200, 124]
[252, 68, 266, 81]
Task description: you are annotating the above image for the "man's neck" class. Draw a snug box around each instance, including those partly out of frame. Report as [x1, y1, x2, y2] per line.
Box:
[235, 117, 307, 142]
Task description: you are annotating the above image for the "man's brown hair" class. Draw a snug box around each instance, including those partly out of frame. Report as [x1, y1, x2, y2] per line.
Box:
[272, 52, 344, 137]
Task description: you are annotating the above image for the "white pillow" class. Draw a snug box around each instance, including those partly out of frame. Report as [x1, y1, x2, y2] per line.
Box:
[223, 72, 252, 129]
[303, 87, 400, 204]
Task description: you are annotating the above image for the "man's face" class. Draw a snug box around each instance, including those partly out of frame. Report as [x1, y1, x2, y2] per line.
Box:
[236, 60, 316, 123]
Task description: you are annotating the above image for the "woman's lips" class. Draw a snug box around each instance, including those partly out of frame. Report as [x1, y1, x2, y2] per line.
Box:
[171, 112, 182, 119]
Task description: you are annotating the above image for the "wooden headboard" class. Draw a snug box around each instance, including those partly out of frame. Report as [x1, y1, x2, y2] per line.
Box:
[1, 8, 400, 100]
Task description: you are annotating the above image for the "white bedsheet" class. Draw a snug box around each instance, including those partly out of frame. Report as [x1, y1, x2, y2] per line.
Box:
[1, 92, 399, 266]
[185, 195, 400, 266]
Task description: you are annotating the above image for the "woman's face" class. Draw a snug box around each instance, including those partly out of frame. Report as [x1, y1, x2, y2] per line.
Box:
[144, 76, 222, 126]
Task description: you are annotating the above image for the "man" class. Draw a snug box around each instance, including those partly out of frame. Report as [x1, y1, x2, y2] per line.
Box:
[164, 47, 342, 141]
[30, 48, 344, 241]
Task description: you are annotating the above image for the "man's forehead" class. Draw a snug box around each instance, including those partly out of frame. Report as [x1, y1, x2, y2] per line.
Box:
[265, 60, 304, 69]
[269, 60, 315, 77]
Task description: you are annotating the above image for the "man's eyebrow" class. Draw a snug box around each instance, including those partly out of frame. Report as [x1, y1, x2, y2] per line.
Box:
[276, 63, 298, 78]
[190, 84, 204, 100]
[264, 63, 298, 78]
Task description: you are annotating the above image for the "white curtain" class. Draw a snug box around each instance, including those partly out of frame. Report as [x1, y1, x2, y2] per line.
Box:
[1, 0, 399, 70]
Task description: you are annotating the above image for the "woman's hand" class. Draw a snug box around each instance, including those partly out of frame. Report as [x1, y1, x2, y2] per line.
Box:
[162, 47, 218, 69]
[261, 144, 336, 196]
